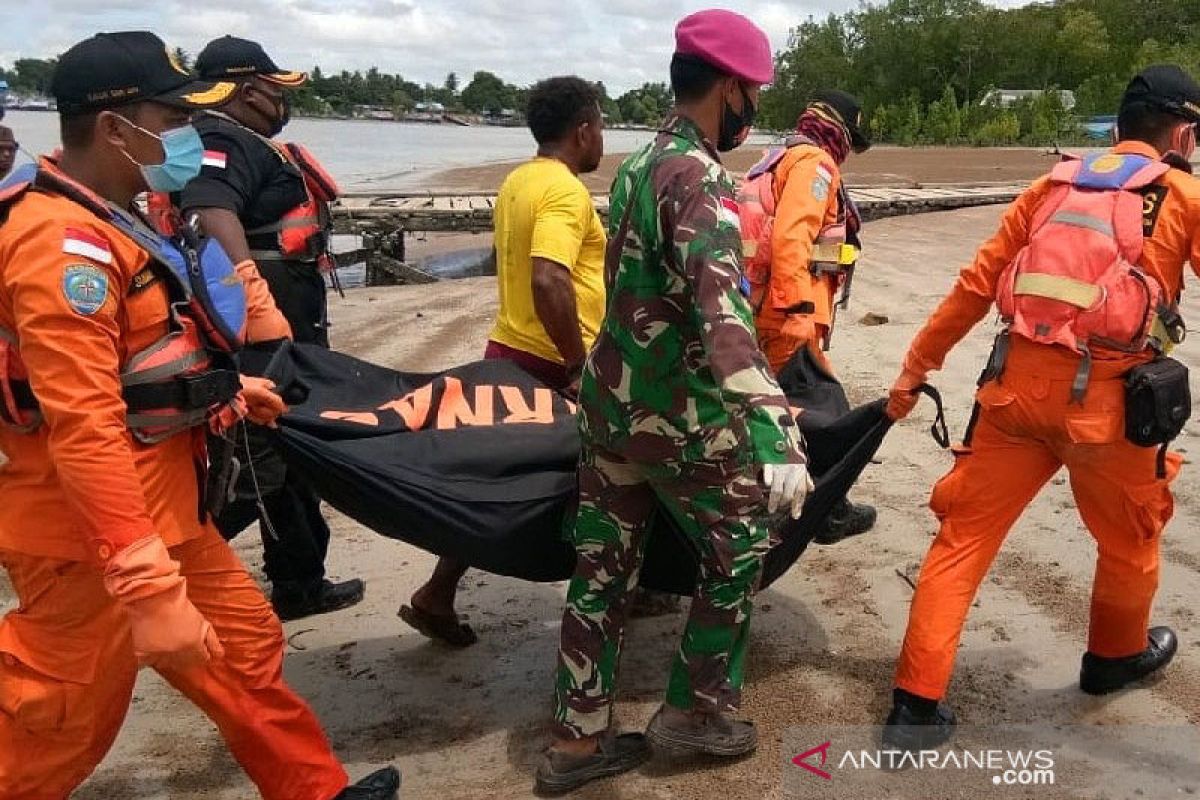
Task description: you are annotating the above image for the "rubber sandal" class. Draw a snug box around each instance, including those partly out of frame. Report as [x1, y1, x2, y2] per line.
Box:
[398, 604, 478, 647]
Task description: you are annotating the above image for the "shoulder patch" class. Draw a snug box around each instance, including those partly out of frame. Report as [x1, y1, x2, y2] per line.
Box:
[718, 195, 741, 229]
[62, 264, 109, 316]
[811, 174, 831, 201]
[202, 150, 227, 169]
[1141, 185, 1168, 237]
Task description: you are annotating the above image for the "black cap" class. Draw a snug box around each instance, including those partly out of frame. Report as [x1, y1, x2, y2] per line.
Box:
[51, 31, 236, 116]
[1121, 65, 1200, 123]
[195, 36, 307, 87]
[809, 89, 871, 153]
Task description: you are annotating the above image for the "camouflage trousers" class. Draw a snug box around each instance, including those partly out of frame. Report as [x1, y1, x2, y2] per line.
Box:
[552, 443, 771, 739]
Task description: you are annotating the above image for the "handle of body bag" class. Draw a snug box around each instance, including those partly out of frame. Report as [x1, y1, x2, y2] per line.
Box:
[235, 340, 310, 406]
[908, 383, 951, 449]
[263, 340, 310, 406]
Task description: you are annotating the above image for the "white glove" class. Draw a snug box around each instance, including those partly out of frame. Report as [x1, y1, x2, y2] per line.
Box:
[762, 463, 815, 519]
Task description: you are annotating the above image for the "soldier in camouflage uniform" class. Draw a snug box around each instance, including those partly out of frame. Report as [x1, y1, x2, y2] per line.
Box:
[536, 10, 812, 795]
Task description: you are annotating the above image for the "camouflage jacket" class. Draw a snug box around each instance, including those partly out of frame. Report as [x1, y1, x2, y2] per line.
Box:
[578, 115, 805, 467]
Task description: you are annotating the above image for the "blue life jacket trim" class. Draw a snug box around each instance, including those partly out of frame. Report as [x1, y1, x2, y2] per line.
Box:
[1074, 153, 1154, 191]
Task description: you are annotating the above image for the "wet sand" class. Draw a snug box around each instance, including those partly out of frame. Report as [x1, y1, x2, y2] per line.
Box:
[6, 203, 1192, 799]
[428, 146, 1060, 194]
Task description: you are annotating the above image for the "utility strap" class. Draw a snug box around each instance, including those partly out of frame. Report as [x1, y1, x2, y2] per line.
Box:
[911, 382, 951, 449]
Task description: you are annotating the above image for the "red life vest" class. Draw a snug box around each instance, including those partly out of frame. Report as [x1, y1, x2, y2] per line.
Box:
[995, 151, 1183, 399]
[246, 142, 341, 273]
[0, 162, 245, 444]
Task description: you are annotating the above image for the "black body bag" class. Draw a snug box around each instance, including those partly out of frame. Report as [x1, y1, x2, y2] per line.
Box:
[1124, 356, 1191, 478]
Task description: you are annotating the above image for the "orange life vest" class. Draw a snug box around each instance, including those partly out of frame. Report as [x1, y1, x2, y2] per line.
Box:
[995, 151, 1184, 399]
[246, 142, 340, 273]
[0, 163, 245, 444]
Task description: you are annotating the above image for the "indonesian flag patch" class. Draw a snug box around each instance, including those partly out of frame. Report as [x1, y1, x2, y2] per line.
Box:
[202, 150, 227, 169]
[62, 227, 113, 265]
[719, 196, 741, 230]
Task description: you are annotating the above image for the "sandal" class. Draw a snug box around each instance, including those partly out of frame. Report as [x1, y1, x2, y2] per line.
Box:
[398, 604, 478, 647]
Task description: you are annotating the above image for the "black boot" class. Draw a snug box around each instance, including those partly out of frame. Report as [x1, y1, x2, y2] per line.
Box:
[271, 578, 366, 622]
[813, 497, 877, 545]
[334, 766, 400, 799]
[1080, 626, 1178, 695]
[881, 688, 956, 753]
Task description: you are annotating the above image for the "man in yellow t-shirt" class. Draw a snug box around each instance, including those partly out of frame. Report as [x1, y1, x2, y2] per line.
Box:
[401, 76, 606, 646]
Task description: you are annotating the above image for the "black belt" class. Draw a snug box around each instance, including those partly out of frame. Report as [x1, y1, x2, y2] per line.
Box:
[122, 370, 241, 413]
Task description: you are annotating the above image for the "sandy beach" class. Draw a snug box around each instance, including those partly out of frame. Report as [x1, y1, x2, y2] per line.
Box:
[0, 200, 1187, 799]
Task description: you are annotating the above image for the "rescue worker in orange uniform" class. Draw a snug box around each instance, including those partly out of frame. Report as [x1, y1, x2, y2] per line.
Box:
[882, 65, 1200, 751]
[0, 32, 399, 800]
[748, 90, 875, 544]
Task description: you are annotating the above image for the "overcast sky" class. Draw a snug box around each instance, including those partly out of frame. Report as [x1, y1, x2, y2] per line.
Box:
[1, 0, 1032, 95]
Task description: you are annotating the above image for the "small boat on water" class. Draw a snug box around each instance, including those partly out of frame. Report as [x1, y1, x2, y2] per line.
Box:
[4, 95, 55, 111]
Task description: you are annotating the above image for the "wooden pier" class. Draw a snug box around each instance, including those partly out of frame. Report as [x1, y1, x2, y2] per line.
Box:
[331, 182, 1027, 285]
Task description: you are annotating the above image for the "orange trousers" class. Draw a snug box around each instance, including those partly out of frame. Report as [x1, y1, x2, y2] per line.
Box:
[757, 318, 834, 377]
[894, 368, 1179, 700]
[0, 528, 349, 800]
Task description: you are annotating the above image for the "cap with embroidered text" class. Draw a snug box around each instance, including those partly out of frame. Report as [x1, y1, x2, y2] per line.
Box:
[51, 32, 236, 116]
[195, 36, 308, 87]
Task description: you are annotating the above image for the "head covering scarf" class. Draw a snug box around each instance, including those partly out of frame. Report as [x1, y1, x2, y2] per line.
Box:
[794, 107, 861, 236]
[795, 105, 851, 165]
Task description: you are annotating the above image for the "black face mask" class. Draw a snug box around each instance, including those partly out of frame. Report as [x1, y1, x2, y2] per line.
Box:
[252, 85, 289, 137]
[278, 94, 292, 132]
[717, 83, 756, 152]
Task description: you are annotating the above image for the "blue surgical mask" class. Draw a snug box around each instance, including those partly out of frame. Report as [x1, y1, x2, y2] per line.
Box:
[116, 117, 204, 192]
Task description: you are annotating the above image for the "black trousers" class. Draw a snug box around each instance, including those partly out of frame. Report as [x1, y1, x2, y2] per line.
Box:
[255, 258, 330, 346]
[216, 477, 331, 590]
[215, 256, 331, 590]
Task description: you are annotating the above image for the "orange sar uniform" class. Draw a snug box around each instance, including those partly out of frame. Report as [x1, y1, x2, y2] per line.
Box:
[893, 141, 1200, 701]
[0, 161, 347, 799]
[755, 142, 842, 376]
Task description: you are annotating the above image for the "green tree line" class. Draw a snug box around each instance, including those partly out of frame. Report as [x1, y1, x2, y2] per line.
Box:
[292, 69, 671, 123]
[760, 0, 1200, 145]
[0, 52, 673, 125]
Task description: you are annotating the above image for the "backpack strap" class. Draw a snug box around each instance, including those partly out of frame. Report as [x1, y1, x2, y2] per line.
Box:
[1110, 159, 1169, 264]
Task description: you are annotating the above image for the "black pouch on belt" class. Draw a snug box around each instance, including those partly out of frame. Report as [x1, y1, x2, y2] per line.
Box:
[1124, 356, 1192, 478]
